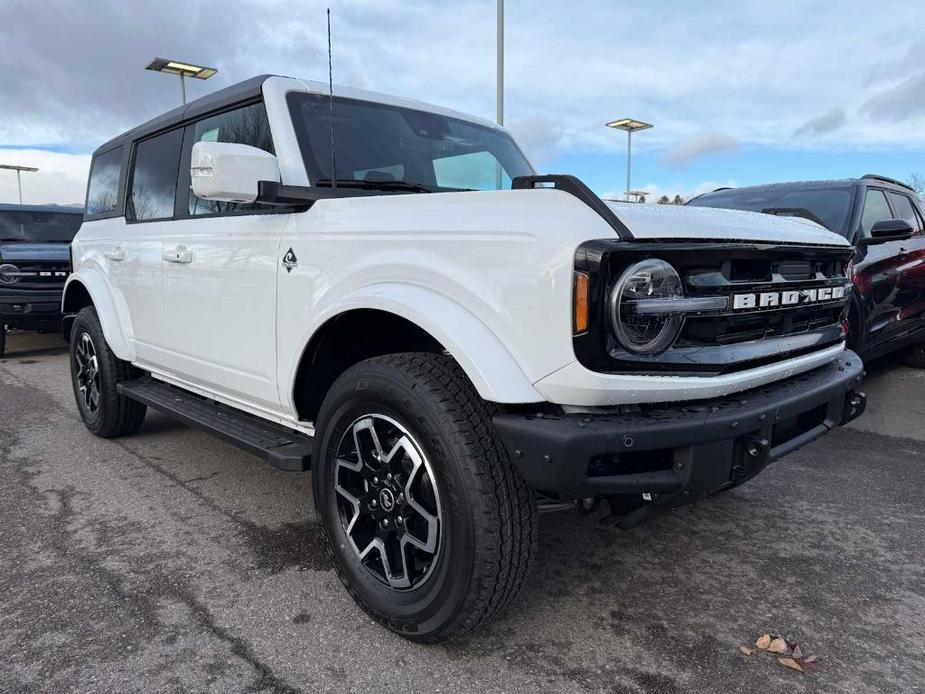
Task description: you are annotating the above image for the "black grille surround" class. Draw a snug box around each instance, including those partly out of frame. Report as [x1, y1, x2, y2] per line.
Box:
[573, 239, 854, 376]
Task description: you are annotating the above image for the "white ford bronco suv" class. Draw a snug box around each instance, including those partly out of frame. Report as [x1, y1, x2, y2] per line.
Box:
[65, 74, 867, 642]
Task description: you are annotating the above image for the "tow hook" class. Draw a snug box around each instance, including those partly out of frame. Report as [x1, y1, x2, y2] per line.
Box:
[841, 390, 867, 425]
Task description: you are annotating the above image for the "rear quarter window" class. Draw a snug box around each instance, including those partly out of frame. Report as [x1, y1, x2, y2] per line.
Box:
[85, 146, 124, 219]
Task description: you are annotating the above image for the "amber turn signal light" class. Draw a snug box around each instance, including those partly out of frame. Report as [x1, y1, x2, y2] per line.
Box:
[574, 272, 590, 334]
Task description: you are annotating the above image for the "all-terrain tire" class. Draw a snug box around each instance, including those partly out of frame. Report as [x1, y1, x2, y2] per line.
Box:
[69, 306, 147, 438]
[312, 352, 537, 642]
[905, 343, 925, 368]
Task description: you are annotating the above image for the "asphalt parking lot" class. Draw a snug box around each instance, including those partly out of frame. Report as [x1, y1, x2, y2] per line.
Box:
[1, 332, 922, 694]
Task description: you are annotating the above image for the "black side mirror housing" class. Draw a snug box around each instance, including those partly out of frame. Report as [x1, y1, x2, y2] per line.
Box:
[860, 219, 915, 245]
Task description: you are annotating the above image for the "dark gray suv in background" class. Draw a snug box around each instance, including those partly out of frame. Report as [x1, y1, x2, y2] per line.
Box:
[0, 204, 82, 357]
[688, 175, 925, 366]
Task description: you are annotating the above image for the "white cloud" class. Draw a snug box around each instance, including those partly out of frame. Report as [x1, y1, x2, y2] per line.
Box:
[662, 133, 740, 168]
[794, 108, 846, 137]
[0, 150, 90, 206]
[861, 72, 925, 123]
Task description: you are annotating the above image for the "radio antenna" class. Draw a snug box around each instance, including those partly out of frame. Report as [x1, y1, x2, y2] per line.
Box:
[327, 8, 337, 188]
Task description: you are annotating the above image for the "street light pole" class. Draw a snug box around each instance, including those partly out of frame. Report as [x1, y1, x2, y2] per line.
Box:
[180, 72, 187, 105]
[497, 0, 504, 126]
[625, 130, 632, 202]
[0, 164, 39, 204]
[605, 118, 653, 203]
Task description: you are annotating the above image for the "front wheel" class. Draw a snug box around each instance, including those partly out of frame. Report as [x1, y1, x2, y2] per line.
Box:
[312, 353, 537, 642]
[69, 306, 147, 438]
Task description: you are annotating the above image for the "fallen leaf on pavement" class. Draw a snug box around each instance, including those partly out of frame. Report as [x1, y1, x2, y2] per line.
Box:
[779, 657, 804, 672]
[739, 646, 755, 656]
[768, 638, 788, 654]
[792, 645, 803, 660]
[804, 655, 818, 663]
[756, 634, 771, 650]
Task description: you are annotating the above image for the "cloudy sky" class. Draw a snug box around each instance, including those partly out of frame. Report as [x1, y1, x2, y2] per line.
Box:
[2, 0, 925, 205]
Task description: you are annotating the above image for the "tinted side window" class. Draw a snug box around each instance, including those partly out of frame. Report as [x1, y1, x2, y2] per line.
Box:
[130, 129, 183, 222]
[85, 147, 123, 217]
[887, 192, 922, 233]
[859, 189, 892, 238]
[188, 102, 274, 216]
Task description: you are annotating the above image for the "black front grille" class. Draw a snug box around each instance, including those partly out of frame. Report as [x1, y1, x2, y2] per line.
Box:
[0, 261, 70, 290]
[573, 240, 854, 376]
[684, 304, 846, 346]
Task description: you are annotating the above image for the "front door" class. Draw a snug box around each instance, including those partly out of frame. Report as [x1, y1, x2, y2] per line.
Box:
[159, 215, 286, 410]
[854, 188, 925, 352]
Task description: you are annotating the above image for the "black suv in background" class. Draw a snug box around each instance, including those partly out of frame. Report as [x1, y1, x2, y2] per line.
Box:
[689, 175, 925, 366]
[0, 204, 83, 357]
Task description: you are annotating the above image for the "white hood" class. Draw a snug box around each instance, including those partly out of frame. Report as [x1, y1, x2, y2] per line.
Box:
[606, 201, 852, 247]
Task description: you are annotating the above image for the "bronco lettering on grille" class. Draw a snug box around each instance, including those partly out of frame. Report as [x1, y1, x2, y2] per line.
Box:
[732, 285, 846, 310]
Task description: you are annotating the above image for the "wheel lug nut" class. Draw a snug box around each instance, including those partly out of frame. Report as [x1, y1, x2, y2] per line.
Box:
[386, 473, 393, 481]
[381, 518, 390, 528]
[370, 499, 377, 508]
[398, 493, 405, 504]
[395, 516, 403, 526]
[372, 476, 379, 485]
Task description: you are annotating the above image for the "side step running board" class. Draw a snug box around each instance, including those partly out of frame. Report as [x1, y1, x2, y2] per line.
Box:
[118, 379, 313, 471]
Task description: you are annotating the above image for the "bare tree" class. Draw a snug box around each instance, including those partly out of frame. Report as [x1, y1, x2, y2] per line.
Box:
[907, 173, 925, 195]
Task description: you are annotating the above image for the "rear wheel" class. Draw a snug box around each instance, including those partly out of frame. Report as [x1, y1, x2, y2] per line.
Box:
[312, 353, 537, 642]
[69, 307, 147, 437]
[905, 343, 925, 368]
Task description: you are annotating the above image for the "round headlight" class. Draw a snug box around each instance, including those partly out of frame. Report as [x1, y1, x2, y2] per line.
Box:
[610, 259, 684, 354]
[0, 264, 20, 285]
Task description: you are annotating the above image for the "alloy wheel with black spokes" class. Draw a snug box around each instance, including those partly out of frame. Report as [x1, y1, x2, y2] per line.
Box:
[313, 353, 537, 642]
[73, 331, 101, 414]
[334, 414, 442, 590]
[68, 306, 147, 438]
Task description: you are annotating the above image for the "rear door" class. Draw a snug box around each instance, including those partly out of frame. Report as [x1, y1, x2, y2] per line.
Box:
[884, 191, 925, 339]
[158, 101, 286, 411]
[121, 128, 185, 363]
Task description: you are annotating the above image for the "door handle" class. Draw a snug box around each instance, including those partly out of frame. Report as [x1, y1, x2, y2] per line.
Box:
[104, 246, 125, 262]
[163, 246, 193, 264]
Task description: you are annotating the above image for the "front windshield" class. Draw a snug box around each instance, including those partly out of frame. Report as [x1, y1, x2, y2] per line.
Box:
[688, 186, 854, 235]
[288, 93, 535, 191]
[0, 210, 83, 243]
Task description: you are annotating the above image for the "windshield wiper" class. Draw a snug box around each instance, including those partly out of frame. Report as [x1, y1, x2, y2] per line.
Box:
[314, 179, 436, 194]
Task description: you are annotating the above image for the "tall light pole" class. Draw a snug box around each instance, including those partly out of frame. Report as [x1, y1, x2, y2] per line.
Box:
[0, 164, 39, 204]
[497, 0, 504, 126]
[145, 58, 217, 106]
[606, 118, 653, 201]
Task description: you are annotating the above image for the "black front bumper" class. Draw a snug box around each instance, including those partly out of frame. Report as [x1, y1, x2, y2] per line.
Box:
[0, 289, 63, 330]
[494, 351, 866, 514]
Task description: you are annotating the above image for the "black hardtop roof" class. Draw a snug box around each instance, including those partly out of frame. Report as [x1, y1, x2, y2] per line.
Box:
[0, 203, 84, 214]
[94, 74, 274, 155]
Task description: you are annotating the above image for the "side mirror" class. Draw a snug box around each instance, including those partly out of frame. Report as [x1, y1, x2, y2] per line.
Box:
[861, 219, 915, 245]
[190, 141, 280, 203]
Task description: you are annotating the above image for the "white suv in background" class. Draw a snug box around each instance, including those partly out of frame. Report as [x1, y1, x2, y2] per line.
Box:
[64, 74, 866, 641]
